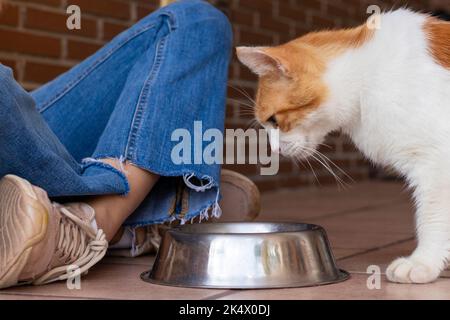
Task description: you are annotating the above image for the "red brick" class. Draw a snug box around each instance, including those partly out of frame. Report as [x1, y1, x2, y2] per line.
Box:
[277, 160, 294, 173]
[70, 0, 130, 20]
[311, 14, 336, 29]
[347, 171, 368, 181]
[238, 64, 257, 82]
[278, 3, 308, 21]
[224, 118, 257, 130]
[277, 176, 309, 189]
[1, 59, 18, 76]
[103, 21, 129, 41]
[0, 29, 60, 57]
[239, 0, 273, 15]
[135, 0, 160, 5]
[14, 0, 61, 6]
[292, 25, 309, 37]
[25, 8, 97, 38]
[225, 103, 235, 117]
[326, 3, 351, 19]
[229, 8, 254, 26]
[316, 174, 342, 185]
[239, 29, 273, 45]
[295, 0, 322, 11]
[259, 16, 290, 34]
[67, 39, 102, 60]
[24, 61, 70, 83]
[228, 63, 237, 78]
[137, 4, 157, 20]
[227, 85, 255, 101]
[0, 3, 19, 26]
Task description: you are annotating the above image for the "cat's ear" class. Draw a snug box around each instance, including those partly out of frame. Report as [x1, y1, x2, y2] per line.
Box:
[236, 47, 289, 77]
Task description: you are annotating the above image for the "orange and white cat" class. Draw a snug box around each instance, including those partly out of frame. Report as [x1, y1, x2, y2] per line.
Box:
[237, 9, 450, 284]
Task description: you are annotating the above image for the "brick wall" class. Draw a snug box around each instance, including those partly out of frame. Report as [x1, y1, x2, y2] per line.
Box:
[1, 0, 448, 192]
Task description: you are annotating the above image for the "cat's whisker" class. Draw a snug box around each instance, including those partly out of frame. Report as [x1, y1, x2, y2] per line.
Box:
[308, 152, 344, 188]
[227, 84, 257, 105]
[237, 108, 256, 114]
[236, 108, 253, 112]
[298, 146, 349, 189]
[290, 145, 320, 185]
[302, 146, 354, 184]
[297, 159, 308, 171]
[237, 111, 257, 117]
[296, 150, 321, 186]
[246, 118, 262, 130]
[289, 153, 308, 171]
[228, 98, 256, 110]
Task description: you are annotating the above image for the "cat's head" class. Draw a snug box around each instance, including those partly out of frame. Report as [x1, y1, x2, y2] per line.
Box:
[236, 43, 334, 159]
[236, 26, 372, 159]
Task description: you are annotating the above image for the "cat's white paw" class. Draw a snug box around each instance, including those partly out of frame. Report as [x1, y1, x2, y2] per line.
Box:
[386, 257, 441, 284]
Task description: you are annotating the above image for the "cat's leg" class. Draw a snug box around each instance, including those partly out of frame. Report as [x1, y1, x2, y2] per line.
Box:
[386, 175, 450, 283]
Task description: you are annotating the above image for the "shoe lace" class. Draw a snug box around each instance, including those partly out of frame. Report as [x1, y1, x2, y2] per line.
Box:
[34, 205, 108, 285]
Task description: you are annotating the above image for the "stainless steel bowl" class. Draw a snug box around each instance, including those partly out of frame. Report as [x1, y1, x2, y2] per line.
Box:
[141, 222, 349, 289]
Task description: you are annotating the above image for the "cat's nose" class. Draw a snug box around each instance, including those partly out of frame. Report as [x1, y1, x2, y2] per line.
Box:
[267, 115, 278, 128]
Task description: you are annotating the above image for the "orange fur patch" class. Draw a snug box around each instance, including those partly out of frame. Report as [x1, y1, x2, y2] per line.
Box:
[294, 24, 375, 59]
[254, 24, 374, 132]
[424, 17, 450, 70]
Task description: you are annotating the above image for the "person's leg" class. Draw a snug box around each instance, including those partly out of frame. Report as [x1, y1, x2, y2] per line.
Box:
[32, 0, 232, 239]
[86, 160, 159, 241]
[0, 0, 232, 288]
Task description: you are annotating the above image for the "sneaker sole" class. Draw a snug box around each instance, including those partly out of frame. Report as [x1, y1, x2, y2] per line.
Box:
[0, 175, 49, 289]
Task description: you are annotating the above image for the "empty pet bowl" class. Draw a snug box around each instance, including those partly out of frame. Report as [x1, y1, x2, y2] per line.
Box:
[141, 222, 349, 289]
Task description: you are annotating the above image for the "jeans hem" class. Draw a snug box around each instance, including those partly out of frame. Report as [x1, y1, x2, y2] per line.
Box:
[81, 159, 130, 195]
[120, 159, 222, 227]
[122, 196, 221, 228]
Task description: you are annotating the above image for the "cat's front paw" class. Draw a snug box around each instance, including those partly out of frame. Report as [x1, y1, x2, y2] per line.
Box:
[386, 257, 441, 284]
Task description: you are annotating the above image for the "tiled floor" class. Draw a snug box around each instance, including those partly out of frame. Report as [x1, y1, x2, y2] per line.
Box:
[1, 181, 449, 300]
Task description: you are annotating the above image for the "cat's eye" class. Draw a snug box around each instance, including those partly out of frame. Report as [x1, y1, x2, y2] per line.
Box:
[267, 115, 278, 127]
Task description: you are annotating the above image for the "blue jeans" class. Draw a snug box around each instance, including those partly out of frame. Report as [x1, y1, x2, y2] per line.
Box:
[0, 1, 232, 227]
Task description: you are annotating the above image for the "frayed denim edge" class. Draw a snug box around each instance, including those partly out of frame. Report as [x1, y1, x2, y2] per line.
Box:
[123, 196, 221, 228]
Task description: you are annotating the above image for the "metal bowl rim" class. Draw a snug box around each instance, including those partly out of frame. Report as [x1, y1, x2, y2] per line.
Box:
[169, 221, 324, 236]
[140, 269, 350, 290]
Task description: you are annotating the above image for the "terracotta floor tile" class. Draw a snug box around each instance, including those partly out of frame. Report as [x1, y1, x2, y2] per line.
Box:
[319, 202, 413, 232]
[339, 241, 450, 280]
[259, 182, 410, 221]
[217, 274, 450, 300]
[338, 240, 416, 274]
[102, 254, 155, 266]
[0, 293, 76, 300]
[332, 248, 363, 259]
[306, 200, 414, 250]
[1, 263, 227, 300]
